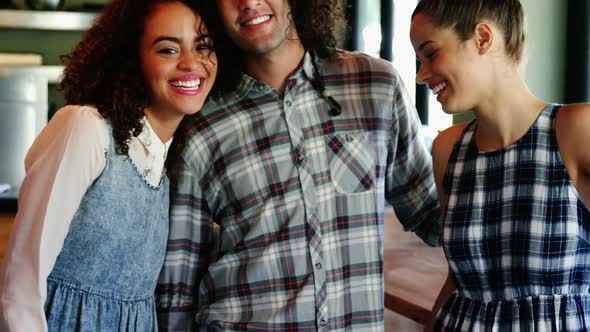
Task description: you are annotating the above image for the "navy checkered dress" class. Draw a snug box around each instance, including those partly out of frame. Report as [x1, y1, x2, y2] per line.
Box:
[434, 105, 590, 331]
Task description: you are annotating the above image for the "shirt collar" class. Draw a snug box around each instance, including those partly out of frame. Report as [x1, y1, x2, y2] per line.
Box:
[300, 51, 317, 82]
[232, 51, 318, 102]
[136, 117, 173, 155]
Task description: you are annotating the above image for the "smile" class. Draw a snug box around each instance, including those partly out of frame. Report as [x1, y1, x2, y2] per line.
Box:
[170, 79, 201, 90]
[242, 15, 271, 26]
[432, 81, 447, 95]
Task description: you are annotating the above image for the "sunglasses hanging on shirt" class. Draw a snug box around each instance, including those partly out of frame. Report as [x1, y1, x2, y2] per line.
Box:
[321, 88, 342, 116]
[310, 51, 342, 117]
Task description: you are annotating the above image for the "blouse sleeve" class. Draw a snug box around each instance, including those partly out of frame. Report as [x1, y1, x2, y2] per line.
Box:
[0, 105, 109, 331]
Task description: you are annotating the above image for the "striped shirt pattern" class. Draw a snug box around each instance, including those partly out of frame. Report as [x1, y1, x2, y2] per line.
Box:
[435, 105, 590, 331]
[157, 51, 441, 331]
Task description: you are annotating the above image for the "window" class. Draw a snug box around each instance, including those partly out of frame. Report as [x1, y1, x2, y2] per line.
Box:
[357, 0, 452, 132]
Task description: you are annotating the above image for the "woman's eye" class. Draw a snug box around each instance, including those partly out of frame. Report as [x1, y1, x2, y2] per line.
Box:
[158, 48, 178, 55]
[425, 49, 437, 59]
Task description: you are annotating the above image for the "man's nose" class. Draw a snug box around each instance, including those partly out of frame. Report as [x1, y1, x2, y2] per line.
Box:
[238, 0, 261, 11]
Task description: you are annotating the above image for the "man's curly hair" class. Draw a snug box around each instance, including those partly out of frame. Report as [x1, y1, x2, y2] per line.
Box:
[289, 0, 344, 59]
[206, 0, 346, 92]
[59, 0, 209, 158]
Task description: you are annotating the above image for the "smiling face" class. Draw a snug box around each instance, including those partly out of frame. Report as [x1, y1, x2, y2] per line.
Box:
[410, 13, 484, 114]
[217, 0, 299, 56]
[140, 1, 217, 122]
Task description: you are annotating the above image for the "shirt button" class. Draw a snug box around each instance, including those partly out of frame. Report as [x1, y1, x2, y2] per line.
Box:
[255, 83, 265, 91]
[297, 153, 306, 165]
[145, 139, 152, 147]
[285, 100, 292, 107]
[315, 262, 322, 270]
[319, 319, 327, 327]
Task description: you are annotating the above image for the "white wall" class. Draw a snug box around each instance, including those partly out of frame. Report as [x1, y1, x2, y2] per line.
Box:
[521, 0, 567, 103]
[453, 0, 567, 124]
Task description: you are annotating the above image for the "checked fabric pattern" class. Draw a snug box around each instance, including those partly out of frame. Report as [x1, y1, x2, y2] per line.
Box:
[326, 132, 375, 193]
[156, 51, 441, 331]
[435, 105, 590, 331]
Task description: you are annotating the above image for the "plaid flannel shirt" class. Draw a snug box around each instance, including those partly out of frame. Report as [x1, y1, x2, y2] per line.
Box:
[156, 51, 441, 331]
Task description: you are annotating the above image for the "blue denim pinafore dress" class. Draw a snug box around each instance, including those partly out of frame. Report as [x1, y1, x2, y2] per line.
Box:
[43, 134, 169, 331]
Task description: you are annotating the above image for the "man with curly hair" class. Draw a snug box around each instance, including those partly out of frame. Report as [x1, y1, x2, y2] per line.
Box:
[156, 0, 442, 330]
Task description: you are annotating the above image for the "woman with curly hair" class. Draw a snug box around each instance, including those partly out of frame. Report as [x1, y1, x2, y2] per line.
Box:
[0, 0, 217, 330]
[156, 0, 441, 330]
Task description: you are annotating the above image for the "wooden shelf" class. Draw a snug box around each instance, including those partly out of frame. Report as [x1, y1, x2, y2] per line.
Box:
[0, 65, 63, 84]
[0, 9, 95, 31]
[383, 209, 448, 324]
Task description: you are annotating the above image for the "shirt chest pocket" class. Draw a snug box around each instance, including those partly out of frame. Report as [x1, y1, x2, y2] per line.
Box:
[325, 132, 375, 193]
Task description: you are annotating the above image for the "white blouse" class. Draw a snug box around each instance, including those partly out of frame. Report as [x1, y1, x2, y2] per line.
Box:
[0, 105, 172, 331]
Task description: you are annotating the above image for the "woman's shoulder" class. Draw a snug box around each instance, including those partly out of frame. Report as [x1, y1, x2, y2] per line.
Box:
[25, 105, 110, 170]
[52, 104, 103, 123]
[555, 103, 590, 204]
[557, 103, 590, 125]
[431, 122, 471, 168]
[433, 123, 471, 152]
[555, 103, 590, 143]
[559, 102, 590, 111]
[42, 105, 110, 148]
[555, 103, 590, 152]
[50, 105, 108, 134]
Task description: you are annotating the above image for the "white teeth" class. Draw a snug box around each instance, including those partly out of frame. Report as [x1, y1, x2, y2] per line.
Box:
[432, 81, 447, 95]
[170, 79, 201, 90]
[243, 15, 270, 26]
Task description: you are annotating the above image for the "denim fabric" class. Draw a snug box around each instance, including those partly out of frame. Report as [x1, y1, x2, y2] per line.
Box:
[44, 133, 169, 332]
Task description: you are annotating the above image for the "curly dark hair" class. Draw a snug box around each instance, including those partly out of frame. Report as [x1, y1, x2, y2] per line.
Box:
[59, 0, 210, 159]
[203, 0, 346, 93]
